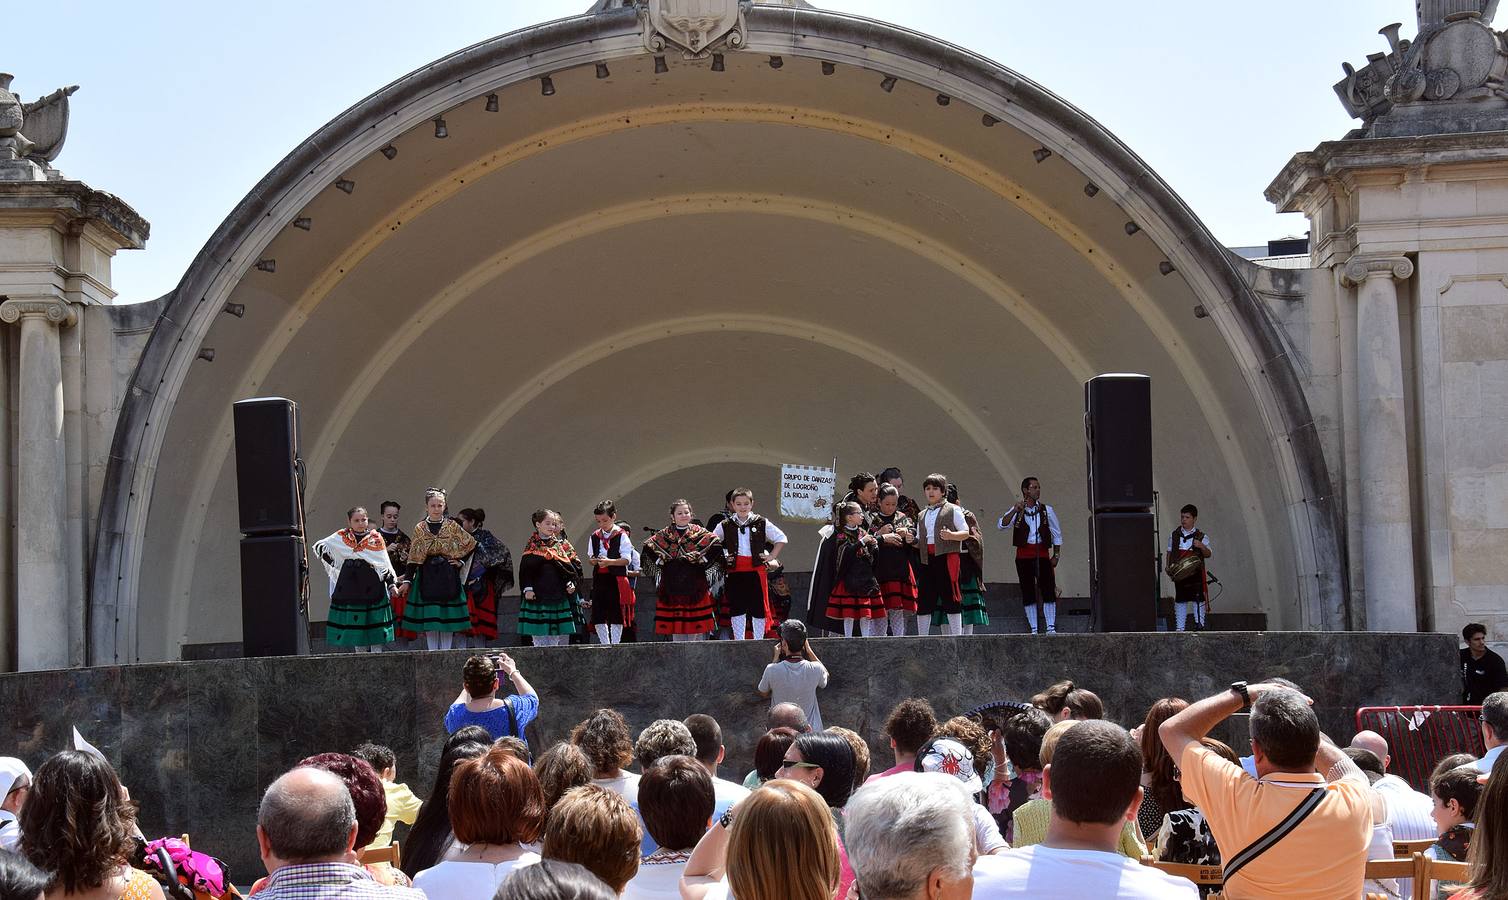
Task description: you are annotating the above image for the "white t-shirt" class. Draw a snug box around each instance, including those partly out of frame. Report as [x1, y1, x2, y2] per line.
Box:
[622, 850, 693, 900]
[414, 854, 540, 899]
[0, 810, 17, 852]
[1374, 773, 1436, 841]
[973, 803, 1009, 855]
[758, 659, 829, 731]
[972, 846, 1198, 899]
[595, 771, 642, 805]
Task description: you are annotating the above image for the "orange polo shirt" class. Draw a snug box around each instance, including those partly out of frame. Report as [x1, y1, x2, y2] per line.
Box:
[1178, 743, 1372, 899]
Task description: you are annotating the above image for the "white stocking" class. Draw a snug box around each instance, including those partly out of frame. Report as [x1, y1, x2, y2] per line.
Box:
[425, 631, 454, 651]
[886, 610, 907, 636]
[945, 613, 963, 636]
[672, 632, 702, 642]
[1194, 601, 1207, 628]
[751, 618, 766, 640]
[1175, 601, 1188, 632]
[595, 624, 610, 644]
[860, 617, 884, 637]
[919, 617, 933, 636]
[1043, 602, 1057, 634]
[961, 624, 975, 636]
[731, 615, 750, 640]
[1026, 605, 1040, 634]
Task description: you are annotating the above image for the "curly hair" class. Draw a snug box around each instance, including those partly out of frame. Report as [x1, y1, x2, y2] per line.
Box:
[936, 715, 992, 780]
[536, 742, 594, 811]
[298, 752, 387, 848]
[463, 655, 499, 698]
[884, 698, 938, 756]
[571, 709, 634, 777]
[20, 751, 139, 894]
[633, 720, 697, 772]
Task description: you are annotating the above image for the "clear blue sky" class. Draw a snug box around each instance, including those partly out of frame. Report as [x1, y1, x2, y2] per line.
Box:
[12, 0, 1401, 303]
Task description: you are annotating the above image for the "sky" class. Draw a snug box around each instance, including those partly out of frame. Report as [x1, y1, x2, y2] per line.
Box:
[10, 0, 1404, 304]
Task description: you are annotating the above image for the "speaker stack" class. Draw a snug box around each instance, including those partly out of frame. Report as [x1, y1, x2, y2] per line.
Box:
[1085, 375, 1157, 631]
[232, 397, 310, 657]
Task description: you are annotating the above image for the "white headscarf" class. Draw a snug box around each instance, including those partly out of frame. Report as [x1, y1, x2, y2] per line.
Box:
[0, 757, 30, 800]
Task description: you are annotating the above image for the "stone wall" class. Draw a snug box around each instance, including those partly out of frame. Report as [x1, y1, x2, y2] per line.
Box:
[0, 632, 1458, 880]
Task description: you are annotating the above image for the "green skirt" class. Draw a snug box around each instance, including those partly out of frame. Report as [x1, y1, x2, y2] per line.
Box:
[933, 572, 989, 627]
[519, 594, 578, 636]
[327, 594, 395, 647]
[398, 571, 471, 634]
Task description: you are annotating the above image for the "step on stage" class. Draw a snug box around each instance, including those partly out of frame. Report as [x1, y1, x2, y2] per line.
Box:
[0, 631, 1455, 878]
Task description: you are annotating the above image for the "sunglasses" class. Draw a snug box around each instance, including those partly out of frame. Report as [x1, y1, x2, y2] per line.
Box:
[779, 759, 820, 769]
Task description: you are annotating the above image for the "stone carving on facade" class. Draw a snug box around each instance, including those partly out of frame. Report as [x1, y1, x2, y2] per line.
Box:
[640, 0, 747, 58]
[1334, 1, 1508, 136]
[0, 74, 79, 182]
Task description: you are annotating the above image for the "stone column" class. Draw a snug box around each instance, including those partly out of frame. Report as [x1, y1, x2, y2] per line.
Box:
[1341, 255, 1418, 632]
[1, 298, 77, 670]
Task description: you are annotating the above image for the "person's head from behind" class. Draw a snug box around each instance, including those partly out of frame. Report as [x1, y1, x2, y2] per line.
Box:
[350, 743, 397, 780]
[449, 747, 545, 847]
[1344, 748, 1385, 784]
[683, 714, 724, 771]
[1483, 691, 1508, 750]
[779, 732, 856, 810]
[845, 772, 975, 900]
[571, 709, 634, 778]
[1433, 752, 1480, 784]
[1248, 688, 1320, 774]
[1003, 706, 1053, 773]
[1139, 698, 1189, 812]
[768, 702, 811, 733]
[1349, 730, 1391, 770]
[754, 727, 799, 784]
[494, 736, 531, 764]
[727, 780, 840, 900]
[1031, 679, 1103, 722]
[1465, 749, 1508, 895]
[1043, 720, 1143, 843]
[535, 742, 593, 812]
[884, 698, 938, 762]
[634, 719, 697, 772]
[256, 767, 357, 871]
[1037, 720, 1078, 768]
[778, 619, 808, 658]
[464, 655, 500, 699]
[493, 859, 618, 900]
[935, 716, 991, 781]
[19, 750, 139, 893]
[541, 785, 641, 894]
[0, 849, 49, 900]
[638, 755, 714, 852]
[826, 726, 872, 789]
[1432, 765, 1482, 835]
[297, 752, 387, 849]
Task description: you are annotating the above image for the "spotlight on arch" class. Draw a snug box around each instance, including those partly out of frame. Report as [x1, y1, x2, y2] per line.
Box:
[380, 144, 398, 159]
[711, 53, 725, 72]
[654, 55, 668, 74]
[595, 63, 610, 79]
[197, 348, 216, 363]
[334, 179, 355, 194]
[433, 117, 448, 139]
[1159, 260, 1176, 275]
[880, 74, 897, 92]
[936, 94, 951, 106]
[1032, 146, 1052, 163]
[1124, 221, 1140, 235]
[768, 55, 783, 69]
[255, 258, 276, 273]
[981, 114, 998, 127]
[293, 217, 312, 231]
[222, 302, 245, 318]
[821, 61, 836, 75]
[1084, 183, 1099, 198]
[541, 75, 556, 96]
[485, 93, 499, 112]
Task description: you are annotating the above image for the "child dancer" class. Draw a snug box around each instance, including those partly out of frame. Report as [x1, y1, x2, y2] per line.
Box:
[947, 483, 989, 636]
[587, 501, 634, 645]
[313, 506, 397, 652]
[519, 509, 582, 647]
[823, 501, 887, 636]
[871, 484, 918, 637]
[712, 488, 787, 641]
[457, 507, 513, 649]
[1167, 503, 1212, 632]
[399, 488, 476, 650]
[643, 499, 721, 641]
[914, 473, 969, 636]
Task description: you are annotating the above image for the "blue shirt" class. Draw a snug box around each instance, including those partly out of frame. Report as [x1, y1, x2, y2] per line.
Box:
[443, 693, 539, 739]
[1477, 744, 1504, 774]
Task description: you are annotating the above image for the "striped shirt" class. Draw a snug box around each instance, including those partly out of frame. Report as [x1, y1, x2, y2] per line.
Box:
[254, 862, 427, 900]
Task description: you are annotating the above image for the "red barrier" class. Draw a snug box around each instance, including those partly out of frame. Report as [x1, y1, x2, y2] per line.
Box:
[1356, 706, 1485, 792]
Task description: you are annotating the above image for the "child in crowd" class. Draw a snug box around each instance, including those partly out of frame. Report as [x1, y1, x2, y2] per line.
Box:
[350, 742, 423, 868]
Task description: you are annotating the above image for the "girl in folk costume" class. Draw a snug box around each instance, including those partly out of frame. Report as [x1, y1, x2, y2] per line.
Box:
[942, 483, 989, 635]
[314, 506, 398, 651]
[400, 488, 477, 650]
[519, 509, 583, 647]
[816, 501, 887, 635]
[587, 501, 635, 645]
[377, 500, 416, 642]
[915, 473, 971, 636]
[1166, 503, 1212, 632]
[643, 499, 720, 641]
[457, 508, 514, 647]
[871, 484, 918, 637]
[712, 488, 788, 641]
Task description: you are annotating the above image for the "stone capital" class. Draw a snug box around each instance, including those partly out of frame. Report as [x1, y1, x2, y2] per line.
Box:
[0, 297, 77, 327]
[1342, 255, 1414, 287]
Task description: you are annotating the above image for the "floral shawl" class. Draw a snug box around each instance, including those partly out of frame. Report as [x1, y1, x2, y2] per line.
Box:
[644, 524, 720, 563]
[407, 518, 476, 565]
[523, 532, 579, 567]
[469, 528, 515, 592]
[312, 529, 396, 597]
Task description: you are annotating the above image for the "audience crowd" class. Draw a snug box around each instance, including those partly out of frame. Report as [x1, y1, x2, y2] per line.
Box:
[1, 640, 1505, 900]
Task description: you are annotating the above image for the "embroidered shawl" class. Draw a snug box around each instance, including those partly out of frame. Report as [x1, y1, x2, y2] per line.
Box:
[644, 524, 719, 563]
[469, 528, 515, 591]
[312, 529, 396, 597]
[523, 532, 579, 567]
[407, 518, 476, 565]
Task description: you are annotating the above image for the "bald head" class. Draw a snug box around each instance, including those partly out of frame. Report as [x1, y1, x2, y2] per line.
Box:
[1350, 731, 1390, 769]
[258, 767, 357, 867]
[769, 703, 811, 733]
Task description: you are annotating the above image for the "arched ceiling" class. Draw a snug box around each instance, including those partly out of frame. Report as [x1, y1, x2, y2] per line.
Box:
[94, 6, 1341, 661]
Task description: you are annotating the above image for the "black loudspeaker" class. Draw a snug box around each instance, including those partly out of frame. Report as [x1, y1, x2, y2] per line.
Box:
[240, 535, 310, 657]
[232, 398, 303, 535]
[1085, 374, 1153, 511]
[1091, 512, 1157, 632]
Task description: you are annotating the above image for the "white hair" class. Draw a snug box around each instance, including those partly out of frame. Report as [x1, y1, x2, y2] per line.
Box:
[844, 772, 974, 899]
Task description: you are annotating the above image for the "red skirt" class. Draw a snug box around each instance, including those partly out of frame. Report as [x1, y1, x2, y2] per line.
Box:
[392, 587, 417, 640]
[656, 585, 716, 634]
[880, 576, 917, 612]
[828, 582, 886, 620]
[466, 579, 499, 640]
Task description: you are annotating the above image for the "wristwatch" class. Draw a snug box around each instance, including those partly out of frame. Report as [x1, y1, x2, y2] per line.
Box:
[1229, 681, 1250, 708]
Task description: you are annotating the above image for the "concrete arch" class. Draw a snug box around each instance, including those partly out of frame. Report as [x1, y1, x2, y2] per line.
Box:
[95, 6, 1343, 662]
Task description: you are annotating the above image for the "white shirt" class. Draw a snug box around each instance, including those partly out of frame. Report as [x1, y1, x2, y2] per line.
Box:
[1169, 527, 1211, 552]
[998, 504, 1062, 546]
[972, 846, 1198, 898]
[413, 854, 540, 899]
[0, 810, 17, 852]
[712, 775, 751, 814]
[590, 528, 635, 565]
[921, 505, 966, 546]
[1477, 744, 1504, 774]
[1374, 773, 1437, 841]
[595, 771, 641, 805]
[622, 850, 692, 900]
[973, 803, 1009, 855]
[758, 659, 829, 731]
[713, 516, 787, 558]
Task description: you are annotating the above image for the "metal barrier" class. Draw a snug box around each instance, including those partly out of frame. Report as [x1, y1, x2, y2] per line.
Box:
[1356, 705, 1485, 792]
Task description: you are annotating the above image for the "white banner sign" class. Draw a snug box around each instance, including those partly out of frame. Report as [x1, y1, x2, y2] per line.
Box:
[780, 464, 837, 523]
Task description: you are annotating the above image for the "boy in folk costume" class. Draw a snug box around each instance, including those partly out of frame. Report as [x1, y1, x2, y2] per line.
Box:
[871, 483, 919, 637]
[519, 509, 583, 647]
[314, 506, 398, 651]
[1166, 503, 1212, 632]
[712, 488, 787, 641]
[399, 488, 477, 650]
[377, 499, 416, 643]
[914, 473, 972, 636]
[587, 500, 635, 645]
[643, 499, 721, 641]
[820, 501, 887, 636]
[997, 476, 1062, 635]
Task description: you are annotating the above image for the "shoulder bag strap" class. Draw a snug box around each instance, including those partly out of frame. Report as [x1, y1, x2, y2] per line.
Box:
[1221, 786, 1327, 881]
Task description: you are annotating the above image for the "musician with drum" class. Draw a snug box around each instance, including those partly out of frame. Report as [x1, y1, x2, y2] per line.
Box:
[1166, 504, 1212, 632]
